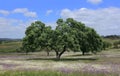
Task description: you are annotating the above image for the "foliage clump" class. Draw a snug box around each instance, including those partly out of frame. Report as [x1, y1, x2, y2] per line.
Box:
[22, 18, 103, 59]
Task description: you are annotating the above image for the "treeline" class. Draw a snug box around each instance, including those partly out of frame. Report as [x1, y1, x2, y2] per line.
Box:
[102, 40, 120, 49]
[113, 40, 120, 48]
[102, 35, 120, 49]
[102, 35, 120, 39]
[0, 38, 21, 44]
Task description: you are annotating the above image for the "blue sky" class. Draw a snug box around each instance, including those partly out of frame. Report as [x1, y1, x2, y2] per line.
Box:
[0, 0, 120, 38]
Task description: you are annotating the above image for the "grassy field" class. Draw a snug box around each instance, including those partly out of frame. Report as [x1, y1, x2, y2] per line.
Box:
[0, 40, 120, 76]
[103, 38, 120, 43]
[0, 41, 22, 53]
[0, 49, 119, 76]
[0, 70, 118, 76]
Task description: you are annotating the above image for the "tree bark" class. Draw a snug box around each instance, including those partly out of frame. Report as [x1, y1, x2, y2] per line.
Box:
[56, 46, 66, 60]
[82, 51, 85, 55]
[47, 51, 50, 56]
[56, 55, 60, 60]
[26, 51, 28, 55]
[59, 46, 66, 58]
[55, 50, 59, 59]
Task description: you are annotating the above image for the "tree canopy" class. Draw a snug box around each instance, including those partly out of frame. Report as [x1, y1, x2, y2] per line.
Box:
[22, 18, 103, 59]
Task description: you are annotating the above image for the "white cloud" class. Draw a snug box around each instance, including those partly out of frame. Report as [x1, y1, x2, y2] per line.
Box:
[0, 8, 37, 18]
[0, 10, 10, 16]
[46, 22, 57, 29]
[46, 10, 53, 16]
[0, 17, 56, 38]
[13, 8, 37, 18]
[61, 7, 120, 35]
[13, 8, 28, 13]
[87, 0, 102, 4]
[24, 12, 37, 18]
[0, 17, 33, 38]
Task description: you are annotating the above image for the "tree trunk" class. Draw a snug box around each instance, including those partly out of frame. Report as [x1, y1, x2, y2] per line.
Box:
[25, 50, 28, 55]
[55, 51, 58, 57]
[82, 51, 85, 55]
[47, 51, 50, 56]
[55, 46, 66, 60]
[59, 46, 66, 58]
[55, 50, 59, 60]
[56, 55, 60, 60]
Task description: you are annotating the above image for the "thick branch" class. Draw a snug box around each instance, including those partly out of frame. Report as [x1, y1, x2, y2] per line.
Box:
[59, 46, 66, 58]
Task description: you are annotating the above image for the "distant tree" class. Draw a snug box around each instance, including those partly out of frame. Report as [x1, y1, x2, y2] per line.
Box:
[50, 19, 80, 59]
[22, 21, 49, 54]
[86, 29, 103, 54]
[50, 18, 103, 59]
[39, 26, 53, 56]
[102, 41, 112, 50]
[104, 35, 120, 39]
[113, 40, 120, 48]
[22, 21, 53, 55]
[22, 18, 103, 59]
[0, 41, 2, 44]
[66, 18, 103, 55]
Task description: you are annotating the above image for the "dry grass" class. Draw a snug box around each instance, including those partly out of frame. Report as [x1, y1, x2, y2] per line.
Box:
[0, 49, 119, 75]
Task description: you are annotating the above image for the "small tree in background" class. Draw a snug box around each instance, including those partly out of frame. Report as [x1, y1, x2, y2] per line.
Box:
[0, 41, 2, 44]
[102, 41, 112, 50]
[113, 40, 120, 48]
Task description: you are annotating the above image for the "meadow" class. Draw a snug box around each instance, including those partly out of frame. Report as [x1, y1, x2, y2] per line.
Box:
[0, 40, 120, 76]
[0, 41, 22, 53]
